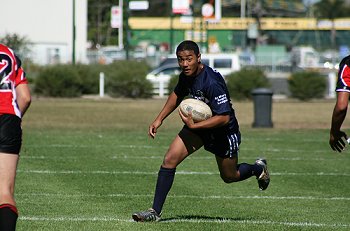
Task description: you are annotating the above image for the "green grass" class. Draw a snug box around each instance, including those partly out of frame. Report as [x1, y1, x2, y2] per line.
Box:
[15, 98, 350, 230]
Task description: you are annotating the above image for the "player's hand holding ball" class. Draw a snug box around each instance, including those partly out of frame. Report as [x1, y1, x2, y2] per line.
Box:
[179, 98, 212, 128]
[179, 107, 195, 128]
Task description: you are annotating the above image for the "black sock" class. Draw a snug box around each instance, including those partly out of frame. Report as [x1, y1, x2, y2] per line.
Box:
[252, 162, 264, 177]
[152, 166, 176, 215]
[0, 204, 18, 231]
[237, 163, 263, 181]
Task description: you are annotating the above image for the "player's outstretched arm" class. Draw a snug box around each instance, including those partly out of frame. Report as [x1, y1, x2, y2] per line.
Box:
[149, 92, 181, 139]
[329, 92, 349, 152]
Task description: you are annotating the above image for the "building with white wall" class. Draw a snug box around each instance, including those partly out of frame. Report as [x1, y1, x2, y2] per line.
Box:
[0, 0, 87, 65]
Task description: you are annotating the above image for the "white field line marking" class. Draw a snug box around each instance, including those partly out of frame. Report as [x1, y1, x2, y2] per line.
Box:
[16, 192, 350, 201]
[23, 144, 330, 154]
[18, 216, 350, 228]
[21, 154, 338, 161]
[25, 144, 156, 149]
[16, 169, 350, 176]
[110, 156, 344, 161]
[20, 216, 124, 221]
[161, 219, 350, 227]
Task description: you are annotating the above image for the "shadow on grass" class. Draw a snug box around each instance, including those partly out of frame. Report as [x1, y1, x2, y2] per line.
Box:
[161, 214, 251, 222]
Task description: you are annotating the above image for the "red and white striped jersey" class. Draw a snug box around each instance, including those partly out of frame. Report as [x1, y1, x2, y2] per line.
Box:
[336, 55, 350, 93]
[0, 44, 28, 118]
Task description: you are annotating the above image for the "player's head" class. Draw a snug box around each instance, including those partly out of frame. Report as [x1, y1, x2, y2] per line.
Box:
[176, 40, 200, 56]
[176, 40, 201, 77]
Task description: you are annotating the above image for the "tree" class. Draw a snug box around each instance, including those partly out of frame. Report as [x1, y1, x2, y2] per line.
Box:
[313, 0, 347, 50]
[0, 33, 31, 59]
[87, 0, 171, 47]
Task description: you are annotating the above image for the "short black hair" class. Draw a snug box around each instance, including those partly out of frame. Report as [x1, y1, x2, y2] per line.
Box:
[176, 40, 200, 55]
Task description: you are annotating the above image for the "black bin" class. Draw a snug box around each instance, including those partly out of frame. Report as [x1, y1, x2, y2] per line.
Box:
[251, 88, 273, 128]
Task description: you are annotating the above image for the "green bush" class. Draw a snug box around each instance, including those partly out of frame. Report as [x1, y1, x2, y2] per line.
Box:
[34, 65, 82, 97]
[104, 60, 153, 98]
[74, 63, 103, 95]
[288, 71, 326, 101]
[226, 68, 270, 100]
[22, 61, 42, 83]
[32, 61, 153, 98]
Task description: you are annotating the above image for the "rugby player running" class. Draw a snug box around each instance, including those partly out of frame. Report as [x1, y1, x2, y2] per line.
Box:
[132, 40, 270, 222]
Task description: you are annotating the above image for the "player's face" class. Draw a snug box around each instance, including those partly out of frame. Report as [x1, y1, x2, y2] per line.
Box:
[176, 50, 201, 77]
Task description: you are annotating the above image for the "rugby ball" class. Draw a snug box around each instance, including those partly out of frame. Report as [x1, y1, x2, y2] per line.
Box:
[179, 98, 212, 122]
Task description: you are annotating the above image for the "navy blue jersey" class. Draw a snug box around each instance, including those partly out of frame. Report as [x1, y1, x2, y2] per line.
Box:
[174, 64, 239, 134]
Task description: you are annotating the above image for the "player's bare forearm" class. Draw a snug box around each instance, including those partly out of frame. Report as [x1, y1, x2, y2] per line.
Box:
[194, 114, 229, 129]
[15, 84, 31, 117]
[329, 93, 349, 152]
[331, 91, 349, 133]
[329, 111, 348, 152]
[330, 111, 346, 134]
[155, 92, 181, 122]
[149, 92, 181, 138]
[182, 113, 229, 130]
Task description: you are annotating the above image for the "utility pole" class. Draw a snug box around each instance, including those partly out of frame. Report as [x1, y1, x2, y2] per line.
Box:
[241, 0, 246, 48]
[72, 0, 76, 64]
[241, 0, 246, 18]
[125, 0, 130, 60]
[170, 12, 174, 53]
[119, 0, 124, 49]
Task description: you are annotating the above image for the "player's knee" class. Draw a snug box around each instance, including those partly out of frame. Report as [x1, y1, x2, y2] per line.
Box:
[220, 173, 240, 183]
[221, 177, 234, 183]
[161, 155, 178, 168]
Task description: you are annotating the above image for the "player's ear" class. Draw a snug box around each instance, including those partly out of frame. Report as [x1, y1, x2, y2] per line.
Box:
[197, 54, 201, 63]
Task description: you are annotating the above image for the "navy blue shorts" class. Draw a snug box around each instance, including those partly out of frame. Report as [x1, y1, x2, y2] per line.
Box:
[0, 114, 22, 154]
[179, 126, 241, 158]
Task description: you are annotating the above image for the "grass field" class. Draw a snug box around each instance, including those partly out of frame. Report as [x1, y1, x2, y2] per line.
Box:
[15, 97, 350, 230]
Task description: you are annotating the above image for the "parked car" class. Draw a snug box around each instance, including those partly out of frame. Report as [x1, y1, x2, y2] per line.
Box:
[98, 46, 126, 64]
[155, 53, 240, 77]
[146, 53, 241, 96]
[146, 63, 181, 84]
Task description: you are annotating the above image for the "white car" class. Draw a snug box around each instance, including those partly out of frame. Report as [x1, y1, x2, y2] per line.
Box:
[146, 53, 241, 96]
[146, 63, 180, 97]
[99, 46, 126, 64]
[146, 63, 180, 81]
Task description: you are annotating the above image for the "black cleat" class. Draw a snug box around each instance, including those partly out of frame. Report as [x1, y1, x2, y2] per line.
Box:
[132, 208, 161, 222]
[255, 158, 270, 190]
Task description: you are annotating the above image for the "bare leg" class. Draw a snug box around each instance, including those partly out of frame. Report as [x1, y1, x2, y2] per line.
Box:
[162, 131, 203, 168]
[0, 153, 19, 231]
[215, 155, 241, 183]
[0, 154, 19, 205]
[216, 155, 260, 183]
[153, 132, 203, 211]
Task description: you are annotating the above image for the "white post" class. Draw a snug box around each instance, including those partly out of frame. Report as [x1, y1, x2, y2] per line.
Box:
[159, 79, 164, 97]
[241, 0, 246, 19]
[118, 0, 124, 49]
[99, 72, 105, 98]
[328, 72, 336, 98]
